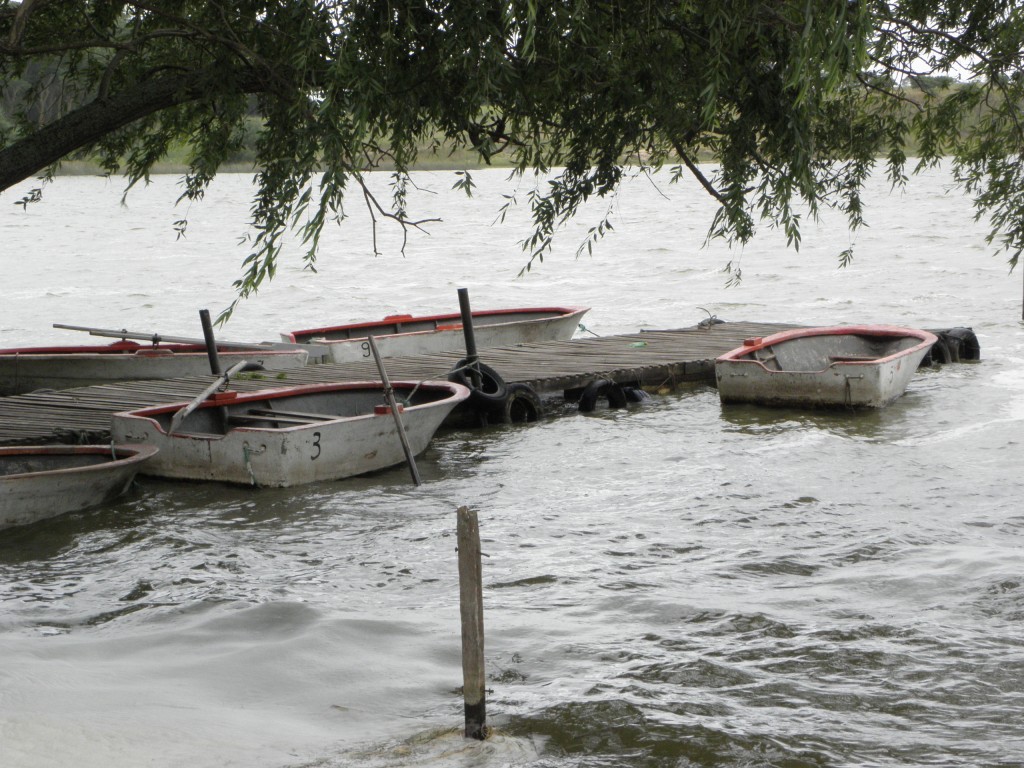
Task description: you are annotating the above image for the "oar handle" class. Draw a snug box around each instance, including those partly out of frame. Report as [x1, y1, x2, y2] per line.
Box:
[52, 322, 316, 353]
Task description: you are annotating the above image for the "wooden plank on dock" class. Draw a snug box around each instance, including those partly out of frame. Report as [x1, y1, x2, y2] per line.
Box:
[0, 321, 796, 446]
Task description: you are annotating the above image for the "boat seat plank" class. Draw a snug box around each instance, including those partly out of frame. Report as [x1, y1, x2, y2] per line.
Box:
[227, 413, 324, 426]
[829, 354, 879, 362]
[246, 408, 339, 421]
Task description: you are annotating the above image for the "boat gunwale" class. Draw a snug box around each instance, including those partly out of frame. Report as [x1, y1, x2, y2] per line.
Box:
[715, 325, 939, 372]
[0, 342, 305, 357]
[283, 306, 590, 342]
[113, 380, 472, 437]
[0, 443, 159, 480]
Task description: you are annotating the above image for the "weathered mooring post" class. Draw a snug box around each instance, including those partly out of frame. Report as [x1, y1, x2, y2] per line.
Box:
[198, 309, 222, 375]
[456, 505, 488, 739]
[457, 288, 483, 391]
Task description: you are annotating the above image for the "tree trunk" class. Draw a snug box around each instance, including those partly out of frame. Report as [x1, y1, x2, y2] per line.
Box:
[0, 70, 262, 191]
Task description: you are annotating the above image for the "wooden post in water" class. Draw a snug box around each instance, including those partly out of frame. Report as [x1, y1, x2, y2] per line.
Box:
[198, 309, 222, 376]
[457, 505, 488, 740]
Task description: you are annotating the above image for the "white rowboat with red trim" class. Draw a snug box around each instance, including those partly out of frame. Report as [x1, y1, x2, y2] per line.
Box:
[110, 380, 469, 487]
[715, 325, 938, 409]
[0, 340, 310, 397]
[282, 306, 590, 364]
[0, 444, 158, 530]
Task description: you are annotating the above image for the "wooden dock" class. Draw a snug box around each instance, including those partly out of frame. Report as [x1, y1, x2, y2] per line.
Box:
[0, 321, 973, 446]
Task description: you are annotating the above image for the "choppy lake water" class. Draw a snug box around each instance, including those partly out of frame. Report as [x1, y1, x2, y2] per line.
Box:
[1, 165, 1023, 767]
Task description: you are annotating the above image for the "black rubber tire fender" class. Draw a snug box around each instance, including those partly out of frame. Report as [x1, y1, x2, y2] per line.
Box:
[448, 358, 509, 406]
[942, 327, 981, 361]
[578, 378, 629, 412]
[928, 338, 952, 366]
[623, 386, 651, 403]
[490, 383, 543, 424]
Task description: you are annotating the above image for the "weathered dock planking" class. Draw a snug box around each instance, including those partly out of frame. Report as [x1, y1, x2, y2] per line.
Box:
[0, 321, 974, 446]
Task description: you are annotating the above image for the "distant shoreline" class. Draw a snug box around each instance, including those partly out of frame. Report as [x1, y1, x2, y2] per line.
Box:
[50, 153, 514, 178]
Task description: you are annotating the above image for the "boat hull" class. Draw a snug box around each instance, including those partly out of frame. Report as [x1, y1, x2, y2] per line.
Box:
[715, 325, 938, 408]
[110, 381, 470, 487]
[0, 444, 158, 530]
[282, 307, 589, 364]
[0, 342, 310, 396]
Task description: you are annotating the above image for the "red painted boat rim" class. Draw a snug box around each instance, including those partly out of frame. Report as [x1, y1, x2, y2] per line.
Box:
[0, 443, 159, 479]
[284, 306, 590, 342]
[716, 325, 939, 363]
[116, 380, 471, 419]
[0, 341, 303, 356]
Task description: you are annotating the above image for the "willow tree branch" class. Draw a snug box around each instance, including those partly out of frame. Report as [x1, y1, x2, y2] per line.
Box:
[7, 0, 47, 48]
[359, 176, 442, 255]
[0, 67, 269, 191]
[671, 140, 726, 203]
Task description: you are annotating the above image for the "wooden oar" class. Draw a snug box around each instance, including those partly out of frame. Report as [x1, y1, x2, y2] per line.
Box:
[52, 322, 311, 352]
[168, 360, 259, 435]
[366, 335, 421, 486]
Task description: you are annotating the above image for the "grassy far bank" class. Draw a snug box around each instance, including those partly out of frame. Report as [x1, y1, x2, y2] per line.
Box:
[48, 147, 514, 177]
[52, 143, 518, 176]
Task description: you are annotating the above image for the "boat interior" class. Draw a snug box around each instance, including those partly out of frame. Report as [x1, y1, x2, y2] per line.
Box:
[748, 334, 922, 372]
[148, 385, 455, 435]
[296, 310, 553, 342]
[0, 452, 114, 476]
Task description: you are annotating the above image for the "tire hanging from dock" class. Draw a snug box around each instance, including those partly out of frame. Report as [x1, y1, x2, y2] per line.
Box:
[447, 360, 543, 425]
[623, 386, 651, 403]
[923, 327, 980, 366]
[448, 359, 509, 407]
[940, 327, 981, 362]
[448, 358, 519, 426]
[489, 383, 543, 424]
[578, 379, 629, 412]
[927, 337, 953, 365]
[578, 379, 650, 412]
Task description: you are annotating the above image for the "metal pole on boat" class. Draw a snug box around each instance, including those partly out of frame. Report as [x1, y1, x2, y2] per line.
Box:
[456, 505, 488, 740]
[366, 335, 421, 485]
[457, 288, 483, 390]
[52, 322, 317, 353]
[198, 309, 222, 376]
[168, 359, 254, 434]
